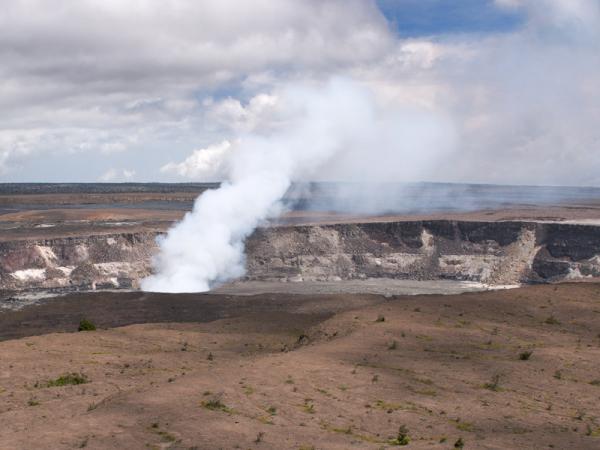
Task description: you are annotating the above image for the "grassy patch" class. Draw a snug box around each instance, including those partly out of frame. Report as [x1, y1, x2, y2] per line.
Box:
[483, 374, 502, 392]
[302, 399, 315, 414]
[374, 400, 417, 412]
[454, 420, 475, 432]
[586, 425, 600, 437]
[544, 315, 561, 325]
[331, 425, 353, 435]
[413, 388, 437, 396]
[45, 373, 89, 388]
[257, 415, 274, 425]
[320, 421, 382, 444]
[316, 388, 332, 397]
[200, 398, 232, 413]
[156, 430, 176, 443]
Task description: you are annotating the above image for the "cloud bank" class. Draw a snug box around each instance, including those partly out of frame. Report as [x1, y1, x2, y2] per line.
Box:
[0, 0, 599, 186]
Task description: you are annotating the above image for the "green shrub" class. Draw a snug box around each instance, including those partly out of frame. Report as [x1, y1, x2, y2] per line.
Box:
[46, 373, 89, 387]
[519, 350, 533, 360]
[389, 425, 410, 446]
[78, 319, 96, 332]
[200, 398, 232, 413]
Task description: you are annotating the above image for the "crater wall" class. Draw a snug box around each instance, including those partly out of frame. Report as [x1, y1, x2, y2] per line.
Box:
[2, 221, 600, 292]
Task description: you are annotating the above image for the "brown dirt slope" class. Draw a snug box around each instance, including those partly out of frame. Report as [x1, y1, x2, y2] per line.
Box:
[1, 283, 600, 449]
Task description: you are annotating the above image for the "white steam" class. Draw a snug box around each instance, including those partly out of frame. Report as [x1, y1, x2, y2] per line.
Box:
[142, 78, 454, 293]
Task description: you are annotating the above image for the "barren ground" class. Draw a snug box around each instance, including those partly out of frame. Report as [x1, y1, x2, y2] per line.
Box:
[1, 283, 600, 449]
[3, 188, 600, 241]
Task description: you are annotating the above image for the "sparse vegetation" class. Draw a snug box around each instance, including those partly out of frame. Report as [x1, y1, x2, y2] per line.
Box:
[454, 437, 465, 448]
[266, 406, 277, 415]
[374, 399, 417, 413]
[454, 420, 474, 432]
[375, 314, 385, 322]
[78, 319, 96, 332]
[388, 340, 398, 350]
[46, 372, 88, 387]
[303, 399, 315, 414]
[544, 315, 561, 325]
[331, 425, 353, 435]
[519, 350, 533, 360]
[483, 373, 502, 391]
[586, 425, 600, 437]
[254, 431, 265, 443]
[554, 370, 563, 380]
[388, 425, 410, 446]
[27, 398, 40, 406]
[589, 379, 600, 386]
[201, 397, 232, 413]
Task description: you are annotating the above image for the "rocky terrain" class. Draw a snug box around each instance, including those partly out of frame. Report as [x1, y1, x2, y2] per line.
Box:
[2, 220, 600, 293]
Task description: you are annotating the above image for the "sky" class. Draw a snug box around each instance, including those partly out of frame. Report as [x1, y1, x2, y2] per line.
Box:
[1, 0, 599, 185]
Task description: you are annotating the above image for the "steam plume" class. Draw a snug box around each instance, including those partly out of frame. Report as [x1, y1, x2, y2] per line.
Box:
[141, 78, 454, 292]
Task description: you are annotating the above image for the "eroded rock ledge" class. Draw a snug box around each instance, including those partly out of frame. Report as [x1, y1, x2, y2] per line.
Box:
[2, 220, 600, 292]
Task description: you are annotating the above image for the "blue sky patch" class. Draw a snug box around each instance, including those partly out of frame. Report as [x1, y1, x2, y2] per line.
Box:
[376, 0, 525, 36]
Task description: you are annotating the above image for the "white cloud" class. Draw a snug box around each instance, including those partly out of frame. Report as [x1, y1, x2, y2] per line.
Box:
[204, 94, 279, 133]
[161, 140, 235, 180]
[99, 168, 136, 182]
[0, 0, 392, 177]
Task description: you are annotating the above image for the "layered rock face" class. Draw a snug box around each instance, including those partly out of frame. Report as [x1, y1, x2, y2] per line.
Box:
[0, 233, 157, 291]
[247, 221, 600, 285]
[2, 221, 600, 292]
